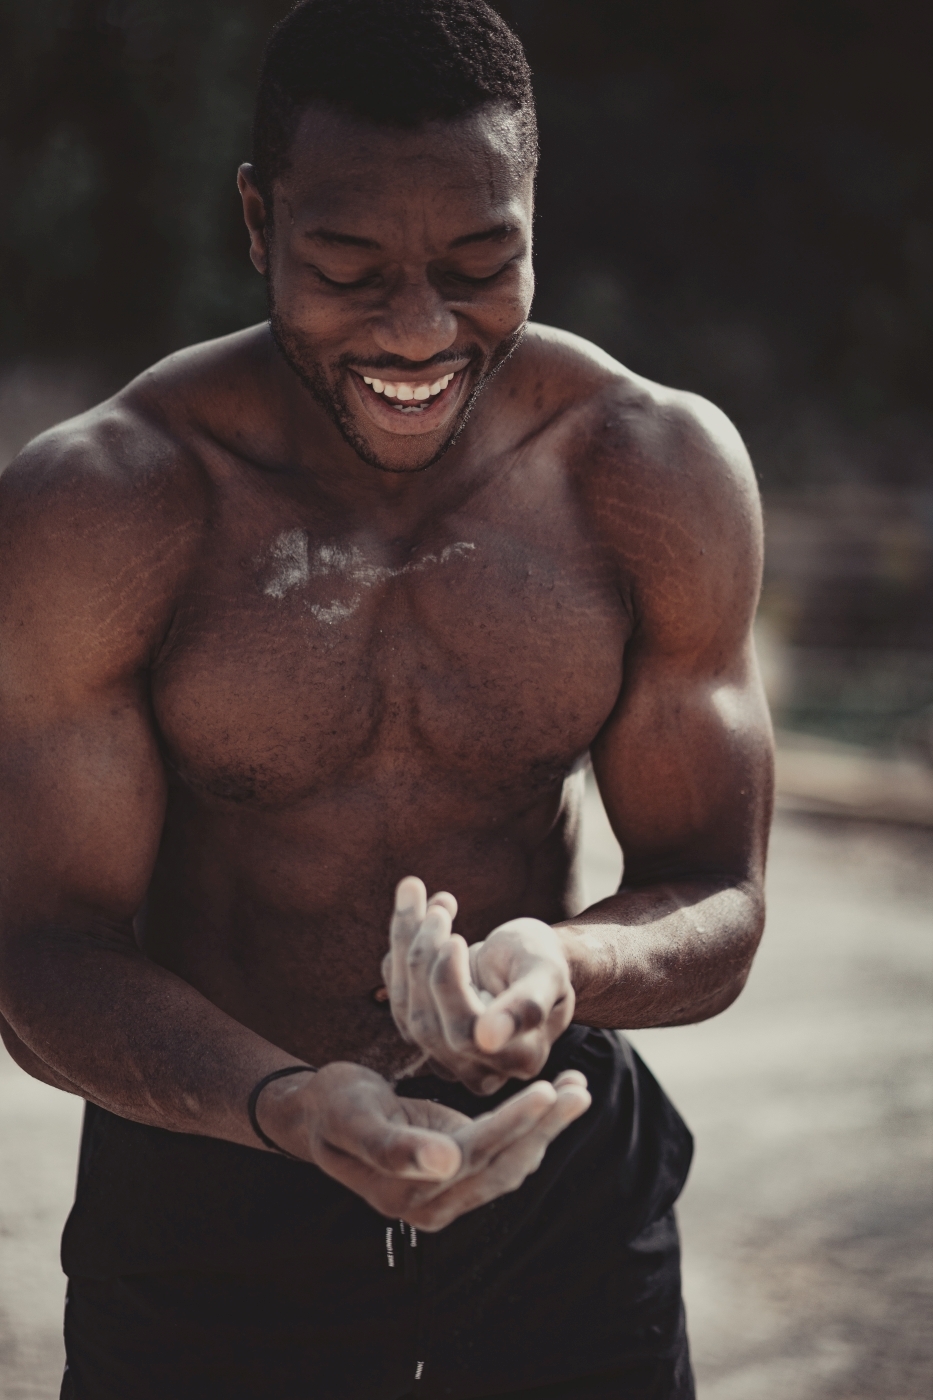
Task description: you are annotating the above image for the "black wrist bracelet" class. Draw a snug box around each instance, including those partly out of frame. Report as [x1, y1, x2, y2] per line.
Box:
[247, 1064, 317, 1159]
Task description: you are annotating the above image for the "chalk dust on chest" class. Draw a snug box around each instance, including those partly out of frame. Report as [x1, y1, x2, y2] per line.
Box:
[262, 529, 310, 598]
[259, 530, 475, 625]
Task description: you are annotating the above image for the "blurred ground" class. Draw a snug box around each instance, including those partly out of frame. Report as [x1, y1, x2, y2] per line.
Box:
[0, 1051, 82, 1399]
[1, 781, 930, 1398]
[582, 781, 933, 1400]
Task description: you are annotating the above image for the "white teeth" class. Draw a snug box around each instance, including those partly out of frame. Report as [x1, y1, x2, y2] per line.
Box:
[363, 371, 457, 397]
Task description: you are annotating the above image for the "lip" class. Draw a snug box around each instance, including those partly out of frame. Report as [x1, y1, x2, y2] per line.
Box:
[347, 365, 471, 436]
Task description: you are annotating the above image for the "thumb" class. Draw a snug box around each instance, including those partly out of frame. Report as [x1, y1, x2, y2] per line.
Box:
[474, 962, 568, 1053]
[326, 1101, 463, 1181]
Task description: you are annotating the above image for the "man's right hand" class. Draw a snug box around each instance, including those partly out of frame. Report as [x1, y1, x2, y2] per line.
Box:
[257, 1060, 591, 1232]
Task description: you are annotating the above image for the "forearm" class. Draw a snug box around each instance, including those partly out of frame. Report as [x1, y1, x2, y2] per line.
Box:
[555, 877, 764, 1029]
[0, 922, 306, 1147]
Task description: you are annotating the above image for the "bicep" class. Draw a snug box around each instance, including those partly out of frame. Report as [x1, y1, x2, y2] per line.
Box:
[0, 680, 167, 930]
[591, 636, 773, 884]
[0, 457, 171, 932]
[590, 397, 773, 884]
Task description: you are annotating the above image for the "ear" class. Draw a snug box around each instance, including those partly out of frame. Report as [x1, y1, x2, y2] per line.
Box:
[238, 164, 269, 275]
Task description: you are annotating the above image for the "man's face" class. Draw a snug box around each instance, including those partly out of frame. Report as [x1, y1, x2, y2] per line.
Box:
[240, 103, 535, 473]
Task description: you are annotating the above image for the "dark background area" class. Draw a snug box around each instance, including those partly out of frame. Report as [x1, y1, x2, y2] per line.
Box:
[1, 0, 931, 743]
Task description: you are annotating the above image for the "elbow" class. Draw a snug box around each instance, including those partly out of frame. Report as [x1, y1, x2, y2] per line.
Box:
[690, 965, 752, 1022]
[705, 880, 765, 1013]
[656, 968, 751, 1028]
[664, 896, 765, 1027]
[0, 1008, 77, 1093]
[666, 922, 761, 1026]
[0, 1008, 42, 1075]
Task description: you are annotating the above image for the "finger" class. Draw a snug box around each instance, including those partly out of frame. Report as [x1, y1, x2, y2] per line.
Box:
[388, 877, 427, 1033]
[407, 901, 452, 966]
[471, 1079, 590, 1181]
[476, 1072, 508, 1094]
[410, 1081, 589, 1229]
[427, 890, 458, 920]
[463, 1075, 590, 1181]
[399, 1098, 480, 1136]
[474, 962, 569, 1054]
[405, 903, 453, 1048]
[324, 1105, 462, 1181]
[452, 1079, 557, 1172]
[553, 1069, 588, 1091]
[312, 1136, 459, 1227]
[431, 934, 487, 1052]
[465, 1027, 552, 1083]
[544, 1074, 592, 1125]
[467, 1064, 585, 1120]
[392, 1077, 592, 1230]
[392, 876, 427, 930]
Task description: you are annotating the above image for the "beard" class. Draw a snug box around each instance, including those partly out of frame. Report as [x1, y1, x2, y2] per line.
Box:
[267, 295, 526, 474]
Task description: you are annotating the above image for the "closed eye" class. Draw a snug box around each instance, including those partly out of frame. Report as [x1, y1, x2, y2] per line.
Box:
[308, 265, 382, 291]
[442, 251, 524, 288]
[443, 265, 510, 287]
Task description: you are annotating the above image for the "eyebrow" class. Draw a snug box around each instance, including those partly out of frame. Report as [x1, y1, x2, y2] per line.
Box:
[449, 223, 521, 249]
[303, 223, 521, 251]
[305, 229, 382, 249]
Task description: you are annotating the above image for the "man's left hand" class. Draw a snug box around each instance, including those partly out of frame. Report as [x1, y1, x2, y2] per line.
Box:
[381, 877, 576, 1095]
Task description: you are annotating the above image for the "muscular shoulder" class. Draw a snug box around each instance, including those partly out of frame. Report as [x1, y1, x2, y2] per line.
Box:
[521, 324, 763, 650]
[1, 322, 273, 560]
[1, 320, 266, 518]
[0, 367, 213, 680]
[520, 323, 759, 536]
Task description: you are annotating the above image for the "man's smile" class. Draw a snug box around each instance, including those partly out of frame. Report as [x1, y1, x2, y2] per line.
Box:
[361, 370, 456, 401]
[348, 364, 471, 435]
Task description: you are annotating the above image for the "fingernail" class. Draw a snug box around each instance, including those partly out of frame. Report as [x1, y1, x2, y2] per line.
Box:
[557, 1070, 588, 1088]
[429, 891, 458, 918]
[396, 878, 422, 912]
[480, 1075, 503, 1095]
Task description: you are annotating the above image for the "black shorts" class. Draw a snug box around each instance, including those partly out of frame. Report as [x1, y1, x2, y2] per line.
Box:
[60, 1028, 694, 1400]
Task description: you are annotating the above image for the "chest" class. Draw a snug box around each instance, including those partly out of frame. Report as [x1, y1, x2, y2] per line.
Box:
[153, 492, 628, 808]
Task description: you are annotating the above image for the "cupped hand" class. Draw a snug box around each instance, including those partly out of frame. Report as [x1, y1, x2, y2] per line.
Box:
[259, 1059, 590, 1232]
[381, 877, 576, 1095]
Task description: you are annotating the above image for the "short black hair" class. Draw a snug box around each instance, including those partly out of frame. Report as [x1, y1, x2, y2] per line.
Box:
[252, 0, 536, 204]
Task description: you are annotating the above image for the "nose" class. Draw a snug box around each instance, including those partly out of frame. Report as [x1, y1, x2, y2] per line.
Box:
[370, 274, 458, 364]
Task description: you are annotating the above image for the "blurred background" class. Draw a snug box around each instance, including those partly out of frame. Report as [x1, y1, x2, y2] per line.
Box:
[0, 2, 930, 1398]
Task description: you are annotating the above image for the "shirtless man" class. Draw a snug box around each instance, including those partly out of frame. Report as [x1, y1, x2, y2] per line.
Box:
[0, 3, 772, 1397]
